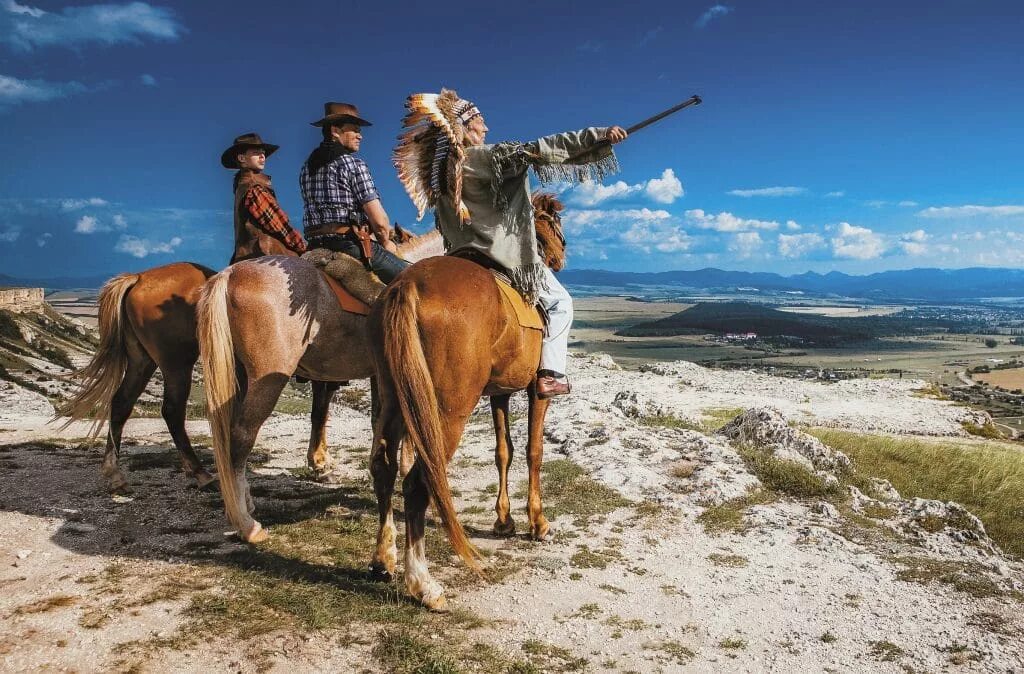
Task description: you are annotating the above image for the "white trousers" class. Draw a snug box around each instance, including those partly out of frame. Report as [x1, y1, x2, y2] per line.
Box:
[538, 266, 573, 375]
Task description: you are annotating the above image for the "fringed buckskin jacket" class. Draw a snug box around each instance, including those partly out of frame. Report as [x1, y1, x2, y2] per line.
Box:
[435, 127, 617, 304]
[231, 170, 307, 264]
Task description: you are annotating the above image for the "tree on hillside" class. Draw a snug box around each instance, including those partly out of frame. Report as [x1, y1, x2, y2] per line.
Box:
[985, 338, 999, 348]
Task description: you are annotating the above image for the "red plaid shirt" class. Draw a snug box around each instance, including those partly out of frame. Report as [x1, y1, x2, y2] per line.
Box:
[243, 184, 307, 254]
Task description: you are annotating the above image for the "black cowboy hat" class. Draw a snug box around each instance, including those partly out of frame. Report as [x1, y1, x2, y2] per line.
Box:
[220, 132, 280, 169]
[310, 101, 373, 128]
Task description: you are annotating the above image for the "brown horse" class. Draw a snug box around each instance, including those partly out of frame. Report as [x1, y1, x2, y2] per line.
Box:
[366, 194, 567, 610]
[197, 230, 445, 542]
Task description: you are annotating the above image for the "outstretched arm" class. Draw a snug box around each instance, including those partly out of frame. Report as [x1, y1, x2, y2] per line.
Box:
[243, 185, 307, 254]
[362, 199, 398, 254]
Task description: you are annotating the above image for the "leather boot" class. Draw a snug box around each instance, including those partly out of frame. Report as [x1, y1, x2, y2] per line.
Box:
[536, 373, 571, 399]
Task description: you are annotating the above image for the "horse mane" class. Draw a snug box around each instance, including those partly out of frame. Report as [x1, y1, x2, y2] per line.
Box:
[531, 191, 567, 272]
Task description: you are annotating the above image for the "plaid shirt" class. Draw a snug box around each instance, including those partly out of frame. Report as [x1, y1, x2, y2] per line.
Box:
[299, 154, 380, 231]
[243, 184, 307, 254]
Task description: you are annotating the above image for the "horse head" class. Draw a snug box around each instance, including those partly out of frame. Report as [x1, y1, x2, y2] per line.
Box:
[391, 223, 415, 244]
[531, 192, 567, 272]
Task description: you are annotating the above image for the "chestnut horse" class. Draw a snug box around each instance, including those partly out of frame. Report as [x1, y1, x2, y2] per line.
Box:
[367, 194, 567, 609]
[60, 230, 428, 494]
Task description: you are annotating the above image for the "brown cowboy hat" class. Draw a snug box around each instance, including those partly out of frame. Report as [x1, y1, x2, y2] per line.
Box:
[220, 132, 280, 169]
[310, 102, 373, 128]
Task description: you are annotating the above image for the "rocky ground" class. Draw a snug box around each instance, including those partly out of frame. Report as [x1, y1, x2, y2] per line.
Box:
[1, 353, 1022, 673]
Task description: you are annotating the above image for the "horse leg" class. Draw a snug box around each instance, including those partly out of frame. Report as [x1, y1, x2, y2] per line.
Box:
[307, 380, 340, 475]
[368, 380, 405, 581]
[226, 372, 288, 541]
[490, 394, 516, 536]
[101, 348, 156, 494]
[525, 385, 552, 541]
[161, 364, 215, 490]
[403, 415, 469, 612]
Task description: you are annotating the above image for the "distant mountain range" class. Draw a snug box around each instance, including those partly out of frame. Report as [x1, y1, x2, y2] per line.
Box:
[560, 267, 1024, 301]
[4, 266, 1024, 302]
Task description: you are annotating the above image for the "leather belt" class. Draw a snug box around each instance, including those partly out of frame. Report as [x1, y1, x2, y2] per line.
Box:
[306, 221, 374, 270]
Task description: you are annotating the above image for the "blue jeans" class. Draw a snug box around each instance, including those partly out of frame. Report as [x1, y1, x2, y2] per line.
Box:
[308, 234, 411, 284]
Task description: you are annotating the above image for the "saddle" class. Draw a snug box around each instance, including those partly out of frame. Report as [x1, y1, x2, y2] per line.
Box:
[449, 249, 544, 330]
[302, 248, 384, 315]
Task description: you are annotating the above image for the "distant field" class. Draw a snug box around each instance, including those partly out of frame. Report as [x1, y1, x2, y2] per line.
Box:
[974, 367, 1024, 390]
[777, 305, 904, 317]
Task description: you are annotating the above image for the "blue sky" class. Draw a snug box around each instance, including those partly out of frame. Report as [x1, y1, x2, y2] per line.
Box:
[1, 0, 1023, 278]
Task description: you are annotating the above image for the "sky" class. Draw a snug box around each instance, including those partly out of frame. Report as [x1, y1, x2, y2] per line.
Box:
[1, 0, 1023, 279]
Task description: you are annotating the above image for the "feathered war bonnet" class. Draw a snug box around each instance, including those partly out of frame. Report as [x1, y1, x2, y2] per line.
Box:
[393, 89, 479, 225]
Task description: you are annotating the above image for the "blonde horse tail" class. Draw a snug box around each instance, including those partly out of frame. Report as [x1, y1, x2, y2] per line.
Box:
[382, 281, 482, 572]
[56, 273, 140, 436]
[197, 270, 243, 532]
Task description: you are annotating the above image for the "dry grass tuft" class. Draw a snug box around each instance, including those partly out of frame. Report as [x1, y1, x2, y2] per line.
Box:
[808, 428, 1024, 557]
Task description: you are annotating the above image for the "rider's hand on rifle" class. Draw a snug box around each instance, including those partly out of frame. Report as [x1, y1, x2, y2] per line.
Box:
[606, 126, 627, 144]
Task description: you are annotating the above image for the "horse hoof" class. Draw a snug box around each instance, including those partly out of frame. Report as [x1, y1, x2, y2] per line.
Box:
[530, 519, 550, 542]
[367, 564, 394, 583]
[243, 521, 269, 544]
[106, 475, 131, 495]
[421, 593, 449, 613]
[492, 518, 516, 537]
[195, 471, 218, 491]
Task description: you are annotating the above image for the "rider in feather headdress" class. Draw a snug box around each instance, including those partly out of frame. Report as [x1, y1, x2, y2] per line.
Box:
[393, 89, 627, 398]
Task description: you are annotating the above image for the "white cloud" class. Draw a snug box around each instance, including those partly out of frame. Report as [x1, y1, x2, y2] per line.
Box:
[570, 180, 642, 207]
[1, 1, 185, 51]
[0, 74, 88, 107]
[0, 223, 20, 242]
[60, 197, 108, 211]
[620, 221, 692, 254]
[112, 213, 127, 228]
[562, 207, 671, 236]
[695, 4, 732, 28]
[140, 73, 156, 86]
[831, 222, 886, 260]
[824, 191, 845, 198]
[645, 168, 684, 204]
[36, 231, 51, 247]
[74, 215, 99, 233]
[114, 234, 181, 258]
[917, 204, 1024, 219]
[684, 209, 779, 232]
[727, 186, 806, 198]
[898, 200, 919, 207]
[568, 168, 684, 206]
[785, 220, 801, 231]
[865, 200, 888, 208]
[777, 232, 825, 258]
[898, 229, 930, 256]
[729, 231, 762, 258]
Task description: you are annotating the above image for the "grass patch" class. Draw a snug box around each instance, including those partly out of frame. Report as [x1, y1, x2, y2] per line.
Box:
[639, 413, 703, 432]
[516, 459, 630, 526]
[570, 545, 622, 570]
[820, 631, 837, 644]
[962, 419, 1003, 439]
[737, 445, 841, 500]
[868, 640, 904, 662]
[696, 490, 775, 535]
[808, 428, 1024, 557]
[646, 639, 696, 665]
[13, 594, 77, 614]
[913, 382, 947, 400]
[719, 637, 747, 650]
[701, 407, 745, 431]
[707, 553, 748, 568]
[520, 640, 587, 672]
[890, 555, 1009, 599]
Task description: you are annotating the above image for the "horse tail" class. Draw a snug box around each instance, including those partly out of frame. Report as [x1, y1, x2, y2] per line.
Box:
[56, 272, 140, 436]
[382, 281, 482, 572]
[197, 270, 243, 532]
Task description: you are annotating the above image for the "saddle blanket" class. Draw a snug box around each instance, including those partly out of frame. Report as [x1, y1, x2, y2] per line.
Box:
[321, 272, 370, 315]
[493, 274, 544, 330]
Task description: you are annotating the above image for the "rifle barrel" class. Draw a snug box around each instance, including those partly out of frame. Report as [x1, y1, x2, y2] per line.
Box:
[626, 95, 702, 135]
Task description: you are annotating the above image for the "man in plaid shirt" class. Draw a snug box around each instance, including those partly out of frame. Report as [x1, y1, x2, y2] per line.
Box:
[221, 132, 307, 264]
[300, 102, 409, 283]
